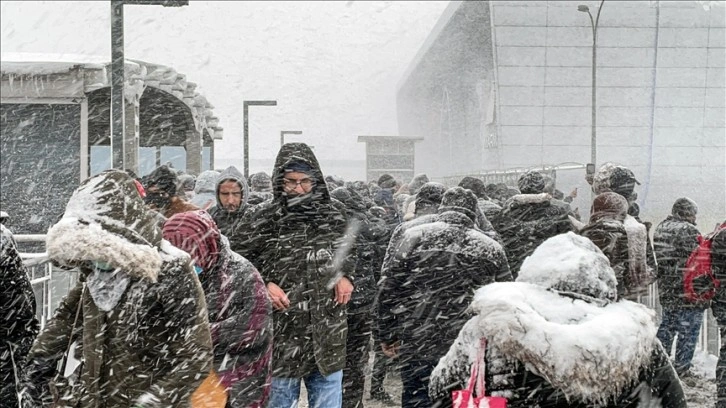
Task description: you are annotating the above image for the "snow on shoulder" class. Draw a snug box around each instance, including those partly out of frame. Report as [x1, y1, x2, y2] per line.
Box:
[431, 233, 658, 406]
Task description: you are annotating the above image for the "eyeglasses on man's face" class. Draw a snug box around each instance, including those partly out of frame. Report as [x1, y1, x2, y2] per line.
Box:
[283, 178, 314, 189]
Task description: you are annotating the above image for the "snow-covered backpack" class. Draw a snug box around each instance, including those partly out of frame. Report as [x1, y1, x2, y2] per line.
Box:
[683, 223, 726, 304]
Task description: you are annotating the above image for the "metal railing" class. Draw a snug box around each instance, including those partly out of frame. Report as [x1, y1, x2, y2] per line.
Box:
[15, 234, 78, 330]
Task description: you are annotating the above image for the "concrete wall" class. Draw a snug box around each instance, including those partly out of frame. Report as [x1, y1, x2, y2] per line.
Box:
[398, 1, 726, 231]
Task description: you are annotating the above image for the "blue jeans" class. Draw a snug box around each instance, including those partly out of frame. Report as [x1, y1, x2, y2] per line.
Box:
[268, 370, 343, 408]
[657, 307, 704, 374]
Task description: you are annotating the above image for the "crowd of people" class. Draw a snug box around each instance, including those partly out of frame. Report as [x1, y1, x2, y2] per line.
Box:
[1, 141, 725, 408]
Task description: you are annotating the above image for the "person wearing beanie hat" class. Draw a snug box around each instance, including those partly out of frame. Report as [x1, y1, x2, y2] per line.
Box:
[163, 211, 273, 408]
[229, 142, 356, 407]
[495, 173, 574, 278]
[580, 192, 635, 299]
[377, 185, 511, 408]
[249, 171, 273, 193]
[144, 164, 200, 219]
[517, 170, 546, 195]
[24, 170, 212, 407]
[377, 173, 397, 190]
[458, 176, 503, 225]
[654, 197, 704, 378]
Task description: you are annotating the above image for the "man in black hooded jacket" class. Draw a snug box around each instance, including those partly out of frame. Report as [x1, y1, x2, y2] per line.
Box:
[230, 143, 357, 407]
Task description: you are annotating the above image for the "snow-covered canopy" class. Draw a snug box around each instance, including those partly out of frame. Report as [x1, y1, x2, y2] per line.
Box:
[0, 52, 222, 140]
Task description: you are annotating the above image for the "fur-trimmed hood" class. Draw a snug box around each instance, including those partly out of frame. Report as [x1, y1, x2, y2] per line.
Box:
[46, 170, 164, 282]
[430, 233, 658, 406]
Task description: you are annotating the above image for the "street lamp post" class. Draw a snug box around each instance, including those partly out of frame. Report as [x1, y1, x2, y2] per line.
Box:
[280, 130, 302, 146]
[578, 0, 605, 169]
[243, 100, 277, 178]
[110, 0, 187, 171]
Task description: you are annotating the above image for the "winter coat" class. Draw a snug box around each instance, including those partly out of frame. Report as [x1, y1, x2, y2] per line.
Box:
[654, 215, 702, 309]
[495, 193, 574, 278]
[191, 170, 221, 210]
[710, 223, 726, 320]
[330, 187, 389, 314]
[0, 225, 39, 406]
[477, 198, 501, 224]
[580, 220, 632, 299]
[246, 192, 273, 206]
[24, 170, 213, 408]
[229, 143, 356, 378]
[200, 236, 272, 408]
[209, 166, 251, 238]
[377, 209, 512, 361]
[429, 233, 686, 408]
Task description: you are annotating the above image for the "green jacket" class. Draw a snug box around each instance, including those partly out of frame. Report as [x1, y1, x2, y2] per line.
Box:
[26, 170, 212, 407]
[230, 143, 356, 378]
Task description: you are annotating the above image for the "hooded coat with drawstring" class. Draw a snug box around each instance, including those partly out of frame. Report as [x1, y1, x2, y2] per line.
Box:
[229, 143, 357, 378]
[23, 170, 213, 408]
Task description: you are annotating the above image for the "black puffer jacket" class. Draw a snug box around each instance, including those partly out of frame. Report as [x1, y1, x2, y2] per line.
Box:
[1, 225, 39, 406]
[229, 143, 356, 378]
[653, 215, 702, 309]
[495, 193, 573, 278]
[377, 209, 511, 360]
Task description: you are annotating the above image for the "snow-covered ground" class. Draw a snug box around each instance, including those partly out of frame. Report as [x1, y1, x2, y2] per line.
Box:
[299, 349, 720, 407]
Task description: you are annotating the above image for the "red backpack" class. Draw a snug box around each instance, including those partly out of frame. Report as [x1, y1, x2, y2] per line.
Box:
[683, 223, 726, 304]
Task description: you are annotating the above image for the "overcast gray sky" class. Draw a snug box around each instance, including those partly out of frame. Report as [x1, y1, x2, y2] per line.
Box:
[1, 0, 449, 179]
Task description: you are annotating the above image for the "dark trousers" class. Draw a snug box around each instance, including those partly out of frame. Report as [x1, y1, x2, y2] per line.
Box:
[656, 307, 704, 374]
[713, 303, 726, 407]
[400, 355, 437, 408]
[343, 310, 372, 408]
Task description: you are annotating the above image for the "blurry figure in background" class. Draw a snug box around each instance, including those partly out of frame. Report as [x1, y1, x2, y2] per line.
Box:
[429, 233, 686, 408]
[591, 163, 656, 296]
[178, 173, 197, 201]
[191, 169, 221, 210]
[163, 211, 273, 407]
[377, 187, 511, 408]
[326, 174, 346, 191]
[348, 180, 375, 209]
[210, 166, 252, 238]
[144, 164, 200, 219]
[230, 143, 356, 408]
[580, 192, 635, 299]
[400, 174, 429, 220]
[542, 175, 577, 219]
[1, 224, 39, 407]
[654, 197, 703, 379]
[370, 182, 448, 405]
[495, 171, 573, 278]
[23, 170, 212, 407]
[330, 186, 390, 408]
[458, 176, 502, 224]
[248, 171, 274, 206]
[709, 221, 726, 407]
[374, 174, 402, 227]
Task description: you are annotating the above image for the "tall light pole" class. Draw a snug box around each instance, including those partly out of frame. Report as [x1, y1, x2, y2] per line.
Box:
[578, 0, 604, 169]
[280, 130, 302, 146]
[110, 0, 187, 170]
[243, 100, 277, 178]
